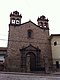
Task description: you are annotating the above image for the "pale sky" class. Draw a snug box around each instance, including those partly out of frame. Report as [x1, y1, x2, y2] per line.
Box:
[0, 0, 60, 47]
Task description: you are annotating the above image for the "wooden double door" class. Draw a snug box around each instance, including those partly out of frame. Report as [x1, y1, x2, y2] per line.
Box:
[26, 52, 36, 71]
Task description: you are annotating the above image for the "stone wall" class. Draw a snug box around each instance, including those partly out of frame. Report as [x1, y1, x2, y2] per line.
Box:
[6, 20, 52, 72]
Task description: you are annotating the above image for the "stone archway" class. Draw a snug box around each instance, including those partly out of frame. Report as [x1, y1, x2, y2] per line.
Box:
[20, 44, 41, 72]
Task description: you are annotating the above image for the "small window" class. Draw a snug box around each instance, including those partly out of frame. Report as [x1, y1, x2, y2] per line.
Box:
[56, 61, 59, 68]
[28, 29, 33, 38]
[54, 41, 57, 46]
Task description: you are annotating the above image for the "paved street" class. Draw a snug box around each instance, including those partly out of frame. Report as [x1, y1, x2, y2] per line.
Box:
[0, 72, 60, 80]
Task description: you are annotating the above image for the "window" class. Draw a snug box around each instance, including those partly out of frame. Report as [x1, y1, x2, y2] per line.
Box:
[56, 61, 59, 68]
[28, 29, 33, 38]
[0, 56, 4, 63]
[54, 41, 57, 46]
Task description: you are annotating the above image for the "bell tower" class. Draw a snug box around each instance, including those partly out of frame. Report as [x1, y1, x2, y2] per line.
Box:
[9, 11, 22, 26]
[37, 15, 49, 30]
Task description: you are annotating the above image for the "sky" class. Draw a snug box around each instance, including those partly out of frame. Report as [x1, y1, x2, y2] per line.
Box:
[0, 0, 60, 47]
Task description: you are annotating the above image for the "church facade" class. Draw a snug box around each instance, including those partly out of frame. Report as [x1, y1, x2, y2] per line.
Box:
[5, 11, 52, 72]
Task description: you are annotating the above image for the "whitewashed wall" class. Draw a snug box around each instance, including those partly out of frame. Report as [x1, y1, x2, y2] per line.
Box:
[51, 36, 60, 64]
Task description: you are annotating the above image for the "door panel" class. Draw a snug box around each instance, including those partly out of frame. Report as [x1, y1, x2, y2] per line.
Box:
[26, 52, 36, 71]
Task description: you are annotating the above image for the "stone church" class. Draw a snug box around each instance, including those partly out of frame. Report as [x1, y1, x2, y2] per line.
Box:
[5, 11, 52, 72]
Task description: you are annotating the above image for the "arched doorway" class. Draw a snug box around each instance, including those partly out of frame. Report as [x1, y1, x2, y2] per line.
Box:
[20, 44, 41, 72]
[26, 52, 36, 72]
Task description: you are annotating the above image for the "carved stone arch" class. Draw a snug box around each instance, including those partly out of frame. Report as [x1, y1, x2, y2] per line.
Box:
[20, 44, 41, 72]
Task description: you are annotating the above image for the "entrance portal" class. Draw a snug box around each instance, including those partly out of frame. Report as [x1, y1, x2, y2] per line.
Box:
[20, 44, 41, 72]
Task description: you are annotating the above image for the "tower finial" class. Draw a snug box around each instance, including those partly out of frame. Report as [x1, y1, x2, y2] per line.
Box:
[37, 15, 49, 30]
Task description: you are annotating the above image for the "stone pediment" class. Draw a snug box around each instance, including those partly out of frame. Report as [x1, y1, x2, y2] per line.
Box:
[21, 20, 38, 27]
[21, 20, 49, 30]
[20, 44, 40, 51]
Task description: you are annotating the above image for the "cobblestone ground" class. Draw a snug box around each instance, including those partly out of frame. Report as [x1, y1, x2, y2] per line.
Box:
[0, 72, 60, 80]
